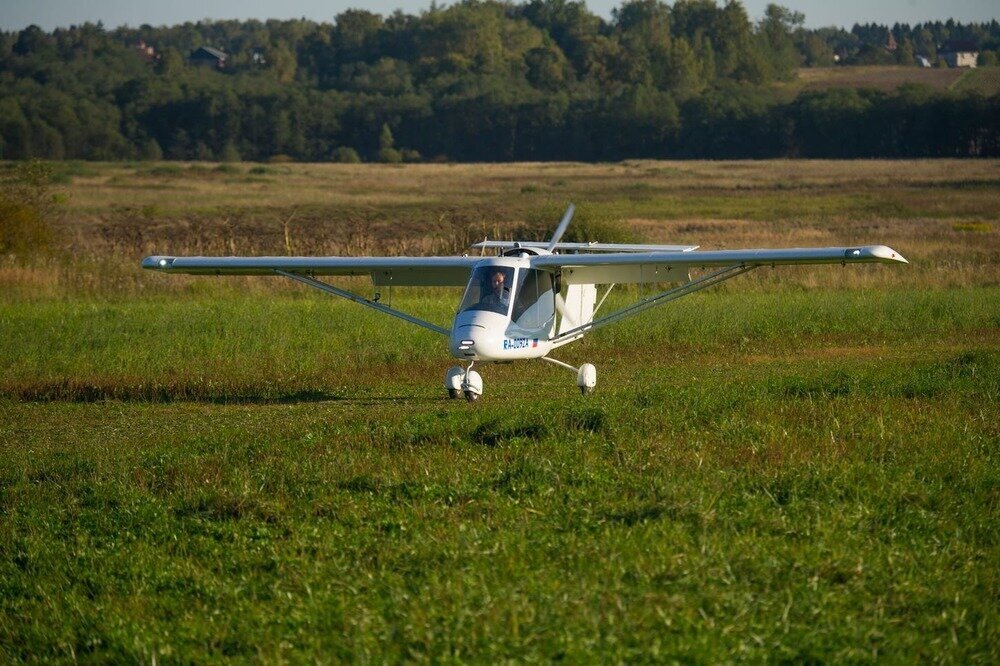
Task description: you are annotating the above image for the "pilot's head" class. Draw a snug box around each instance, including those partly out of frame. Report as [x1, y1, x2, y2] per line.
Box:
[491, 270, 505, 294]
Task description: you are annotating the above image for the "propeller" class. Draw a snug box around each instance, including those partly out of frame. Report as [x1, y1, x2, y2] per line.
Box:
[545, 203, 576, 252]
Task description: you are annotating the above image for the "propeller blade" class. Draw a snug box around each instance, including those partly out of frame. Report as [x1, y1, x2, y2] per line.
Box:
[545, 203, 576, 252]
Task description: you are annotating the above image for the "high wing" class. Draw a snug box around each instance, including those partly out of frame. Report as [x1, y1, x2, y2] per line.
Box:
[142, 254, 485, 336]
[531, 245, 908, 344]
[532, 245, 906, 284]
[142, 255, 480, 286]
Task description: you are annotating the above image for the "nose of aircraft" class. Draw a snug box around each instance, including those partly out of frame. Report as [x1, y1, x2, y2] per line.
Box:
[450, 310, 507, 360]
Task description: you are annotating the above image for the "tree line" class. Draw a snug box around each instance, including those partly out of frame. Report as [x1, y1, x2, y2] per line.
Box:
[1, 1, 998, 162]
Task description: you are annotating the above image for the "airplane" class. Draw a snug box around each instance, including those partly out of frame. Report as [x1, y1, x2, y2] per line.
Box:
[142, 204, 907, 401]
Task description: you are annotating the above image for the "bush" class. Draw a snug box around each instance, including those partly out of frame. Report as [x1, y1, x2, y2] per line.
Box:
[401, 148, 422, 163]
[377, 147, 402, 163]
[0, 161, 57, 258]
[332, 147, 362, 163]
[516, 203, 638, 244]
[219, 141, 242, 163]
[267, 154, 294, 164]
[141, 138, 163, 161]
[0, 197, 52, 257]
[565, 215, 638, 245]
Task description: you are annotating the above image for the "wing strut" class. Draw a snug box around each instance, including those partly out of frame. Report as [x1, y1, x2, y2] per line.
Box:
[275, 270, 450, 336]
[550, 264, 756, 347]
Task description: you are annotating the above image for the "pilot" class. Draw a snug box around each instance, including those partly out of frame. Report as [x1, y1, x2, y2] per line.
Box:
[478, 269, 511, 314]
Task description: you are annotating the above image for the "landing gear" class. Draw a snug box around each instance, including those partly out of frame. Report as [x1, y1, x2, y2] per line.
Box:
[577, 363, 597, 395]
[447, 359, 595, 400]
[462, 365, 483, 402]
[542, 357, 597, 396]
[445, 364, 482, 401]
[445, 366, 464, 399]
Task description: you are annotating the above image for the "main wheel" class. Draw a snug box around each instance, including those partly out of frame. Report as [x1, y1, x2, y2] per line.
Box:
[445, 366, 464, 399]
[577, 363, 597, 396]
[464, 390, 480, 402]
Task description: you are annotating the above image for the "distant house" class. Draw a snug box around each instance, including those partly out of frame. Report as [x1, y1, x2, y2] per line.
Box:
[915, 55, 932, 68]
[939, 40, 978, 68]
[189, 46, 228, 69]
[133, 40, 156, 61]
[251, 47, 267, 66]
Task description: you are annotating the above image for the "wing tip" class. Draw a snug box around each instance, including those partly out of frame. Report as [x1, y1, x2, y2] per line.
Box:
[142, 256, 175, 270]
[870, 245, 908, 264]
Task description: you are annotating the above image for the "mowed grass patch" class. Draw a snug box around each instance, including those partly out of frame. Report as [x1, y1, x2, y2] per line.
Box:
[952, 66, 1000, 95]
[792, 66, 967, 93]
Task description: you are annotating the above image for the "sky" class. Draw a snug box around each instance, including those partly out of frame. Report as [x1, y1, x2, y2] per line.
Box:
[0, 0, 997, 32]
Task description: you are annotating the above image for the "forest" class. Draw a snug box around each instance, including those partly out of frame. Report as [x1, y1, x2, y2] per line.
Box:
[1, 0, 998, 162]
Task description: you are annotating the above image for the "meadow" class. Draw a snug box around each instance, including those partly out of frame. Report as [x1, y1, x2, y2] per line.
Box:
[1, 160, 998, 661]
[791, 65, 1000, 94]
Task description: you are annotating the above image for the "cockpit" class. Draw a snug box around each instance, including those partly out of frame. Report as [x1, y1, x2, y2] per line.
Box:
[458, 264, 556, 331]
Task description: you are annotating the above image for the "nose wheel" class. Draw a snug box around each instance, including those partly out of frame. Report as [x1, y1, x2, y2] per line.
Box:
[445, 364, 482, 401]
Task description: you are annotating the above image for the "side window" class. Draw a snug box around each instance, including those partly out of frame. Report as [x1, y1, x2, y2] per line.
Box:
[512, 269, 554, 329]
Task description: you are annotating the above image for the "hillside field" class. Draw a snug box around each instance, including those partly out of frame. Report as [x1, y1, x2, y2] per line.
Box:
[791, 65, 1000, 95]
[1, 160, 998, 661]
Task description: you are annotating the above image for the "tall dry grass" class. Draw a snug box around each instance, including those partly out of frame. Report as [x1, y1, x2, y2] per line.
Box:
[2, 159, 996, 298]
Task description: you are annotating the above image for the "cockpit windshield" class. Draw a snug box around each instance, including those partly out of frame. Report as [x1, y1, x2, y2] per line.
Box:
[458, 265, 555, 330]
[459, 266, 516, 316]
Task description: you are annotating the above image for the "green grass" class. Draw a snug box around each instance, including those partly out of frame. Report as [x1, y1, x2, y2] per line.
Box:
[1, 287, 995, 400]
[1, 287, 998, 661]
[1, 159, 997, 660]
[952, 66, 1000, 95]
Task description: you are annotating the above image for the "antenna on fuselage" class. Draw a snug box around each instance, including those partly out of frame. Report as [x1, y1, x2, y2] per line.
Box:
[545, 203, 576, 253]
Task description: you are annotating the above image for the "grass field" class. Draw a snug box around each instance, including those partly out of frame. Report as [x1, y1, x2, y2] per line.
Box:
[790, 65, 1000, 95]
[1, 160, 998, 661]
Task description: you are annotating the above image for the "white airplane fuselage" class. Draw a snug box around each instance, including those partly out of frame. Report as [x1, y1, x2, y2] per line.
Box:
[448, 256, 556, 362]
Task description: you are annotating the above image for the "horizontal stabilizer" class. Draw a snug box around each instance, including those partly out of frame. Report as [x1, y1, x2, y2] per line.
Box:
[472, 240, 699, 253]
